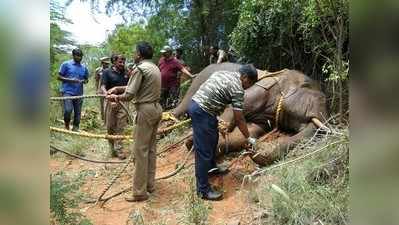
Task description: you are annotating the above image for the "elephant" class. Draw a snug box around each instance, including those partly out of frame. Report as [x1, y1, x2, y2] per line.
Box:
[173, 62, 327, 166]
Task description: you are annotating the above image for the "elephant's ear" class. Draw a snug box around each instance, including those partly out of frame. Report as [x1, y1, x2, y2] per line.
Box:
[301, 76, 321, 90]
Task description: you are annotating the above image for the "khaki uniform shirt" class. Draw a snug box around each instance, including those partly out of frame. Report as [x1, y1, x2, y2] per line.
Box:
[125, 60, 161, 104]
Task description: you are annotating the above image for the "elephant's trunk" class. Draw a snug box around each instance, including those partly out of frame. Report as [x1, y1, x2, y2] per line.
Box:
[251, 122, 317, 166]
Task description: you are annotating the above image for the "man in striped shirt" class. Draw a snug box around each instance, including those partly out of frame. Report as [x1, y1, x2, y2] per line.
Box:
[188, 64, 258, 201]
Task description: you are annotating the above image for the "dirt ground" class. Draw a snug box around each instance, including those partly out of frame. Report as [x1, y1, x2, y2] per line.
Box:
[50, 135, 266, 225]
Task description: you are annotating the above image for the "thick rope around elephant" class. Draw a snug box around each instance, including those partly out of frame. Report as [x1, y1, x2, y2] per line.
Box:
[50, 119, 191, 140]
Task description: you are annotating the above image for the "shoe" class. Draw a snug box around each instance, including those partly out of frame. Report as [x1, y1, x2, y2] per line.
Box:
[72, 126, 79, 132]
[147, 187, 155, 193]
[198, 189, 223, 201]
[208, 165, 230, 176]
[125, 194, 149, 202]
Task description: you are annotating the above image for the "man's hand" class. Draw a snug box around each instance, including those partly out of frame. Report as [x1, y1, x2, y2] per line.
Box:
[106, 94, 119, 103]
[107, 87, 118, 95]
[246, 137, 256, 149]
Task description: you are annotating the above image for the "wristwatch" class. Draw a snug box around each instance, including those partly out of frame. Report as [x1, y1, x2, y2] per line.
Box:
[247, 137, 256, 145]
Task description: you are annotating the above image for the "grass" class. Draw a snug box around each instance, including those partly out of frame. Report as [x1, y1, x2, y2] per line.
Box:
[252, 127, 349, 225]
[50, 171, 93, 225]
[179, 177, 211, 225]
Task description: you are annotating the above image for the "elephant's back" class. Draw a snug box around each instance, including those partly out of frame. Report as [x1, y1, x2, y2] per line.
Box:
[173, 62, 242, 117]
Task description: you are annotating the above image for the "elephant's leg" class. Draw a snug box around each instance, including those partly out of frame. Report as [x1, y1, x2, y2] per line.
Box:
[216, 123, 266, 157]
[251, 122, 317, 166]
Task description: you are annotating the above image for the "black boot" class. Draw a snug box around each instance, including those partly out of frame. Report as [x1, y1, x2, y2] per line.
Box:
[198, 188, 223, 201]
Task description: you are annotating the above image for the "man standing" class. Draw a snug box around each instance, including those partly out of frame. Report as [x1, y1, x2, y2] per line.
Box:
[158, 45, 194, 110]
[106, 42, 162, 202]
[187, 64, 258, 201]
[95, 56, 110, 121]
[58, 48, 89, 131]
[209, 45, 228, 64]
[101, 54, 129, 159]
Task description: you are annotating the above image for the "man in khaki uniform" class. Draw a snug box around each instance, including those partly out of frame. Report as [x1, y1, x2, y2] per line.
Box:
[101, 54, 129, 159]
[106, 42, 162, 202]
[95, 57, 110, 121]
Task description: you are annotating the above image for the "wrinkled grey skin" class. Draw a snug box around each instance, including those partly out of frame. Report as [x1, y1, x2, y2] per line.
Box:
[173, 62, 327, 166]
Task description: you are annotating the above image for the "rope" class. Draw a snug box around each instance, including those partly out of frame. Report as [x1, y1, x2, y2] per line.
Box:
[156, 146, 193, 180]
[50, 119, 191, 140]
[50, 145, 127, 164]
[157, 119, 191, 134]
[50, 94, 105, 101]
[87, 146, 194, 205]
[50, 127, 133, 140]
[50, 69, 286, 101]
[50, 132, 192, 165]
[96, 154, 134, 204]
[156, 132, 192, 156]
[257, 69, 288, 81]
[275, 94, 284, 129]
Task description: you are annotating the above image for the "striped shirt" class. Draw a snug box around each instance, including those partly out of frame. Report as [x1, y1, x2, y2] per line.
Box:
[192, 71, 244, 116]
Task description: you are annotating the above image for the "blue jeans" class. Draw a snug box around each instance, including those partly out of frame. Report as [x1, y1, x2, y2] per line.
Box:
[187, 100, 218, 194]
[63, 93, 83, 128]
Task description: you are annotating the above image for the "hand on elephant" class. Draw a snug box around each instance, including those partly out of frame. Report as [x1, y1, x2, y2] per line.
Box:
[218, 120, 229, 137]
[245, 137, 257, 150]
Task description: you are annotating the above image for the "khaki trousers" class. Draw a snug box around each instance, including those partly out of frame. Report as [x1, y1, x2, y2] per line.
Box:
[132, 102, 162, 196]
[105, 100, 128, 152]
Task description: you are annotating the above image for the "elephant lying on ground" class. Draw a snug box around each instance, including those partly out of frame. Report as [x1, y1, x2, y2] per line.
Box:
[173, 63, 327, 166]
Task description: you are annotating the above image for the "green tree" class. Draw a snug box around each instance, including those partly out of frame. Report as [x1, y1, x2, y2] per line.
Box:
[107, 24, 166, 60]
[230, 0, 349, 116]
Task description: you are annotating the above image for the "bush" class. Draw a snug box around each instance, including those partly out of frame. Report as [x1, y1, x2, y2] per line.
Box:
[255, 127, 349, 225]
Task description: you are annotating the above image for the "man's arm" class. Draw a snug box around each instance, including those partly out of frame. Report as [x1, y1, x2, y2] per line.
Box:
[83, 67, 89, 84]
[180, 67, 196, 79]
[100, 84, 107, 94]
[58, 73, 80, 83]
[217, 50, 226, 64]
[106, 86, 127, 95]
[232, 109, 250, 139]
[107, 68, 142, 102]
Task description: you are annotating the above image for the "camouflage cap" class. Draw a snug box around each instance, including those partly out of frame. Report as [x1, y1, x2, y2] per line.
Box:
[100, 57, 110, 63]
[160, 45, 172, 53]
